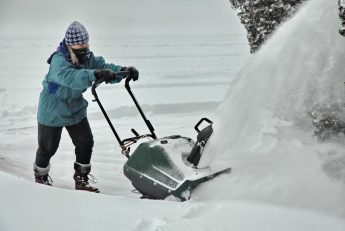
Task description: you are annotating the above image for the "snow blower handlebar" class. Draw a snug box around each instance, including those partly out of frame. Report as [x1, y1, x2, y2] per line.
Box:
[125, 75, 157, 140]
[91, 71, 157, 158]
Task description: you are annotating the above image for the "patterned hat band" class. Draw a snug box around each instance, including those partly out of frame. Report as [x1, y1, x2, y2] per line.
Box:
[65, 21, 89, 46]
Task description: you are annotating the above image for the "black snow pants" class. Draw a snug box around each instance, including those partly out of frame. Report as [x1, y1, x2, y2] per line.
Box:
[35, 118, 94, 168]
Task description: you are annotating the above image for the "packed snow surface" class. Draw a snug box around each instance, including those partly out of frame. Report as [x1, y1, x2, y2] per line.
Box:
[1, 0, 345, 230]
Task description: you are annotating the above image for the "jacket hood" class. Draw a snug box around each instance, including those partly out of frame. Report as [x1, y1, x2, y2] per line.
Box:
[47, 39, 70, 64]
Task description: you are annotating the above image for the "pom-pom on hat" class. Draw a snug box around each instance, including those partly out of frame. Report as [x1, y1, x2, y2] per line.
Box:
[65, 21, 89, 46]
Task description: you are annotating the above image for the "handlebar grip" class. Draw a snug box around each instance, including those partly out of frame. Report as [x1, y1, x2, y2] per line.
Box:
[115, 71, 130, 78]
[91, 71, 130, 96]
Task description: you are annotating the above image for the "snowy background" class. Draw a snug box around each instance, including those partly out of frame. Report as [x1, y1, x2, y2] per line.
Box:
[1, 0, 345, 230]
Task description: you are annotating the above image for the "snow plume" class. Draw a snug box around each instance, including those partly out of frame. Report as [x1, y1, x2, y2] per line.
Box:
[229, 0, 308, 53]
[205, 0, 345, 217]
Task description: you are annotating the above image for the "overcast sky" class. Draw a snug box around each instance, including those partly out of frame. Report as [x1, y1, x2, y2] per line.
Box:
[0, 0, 244, 38]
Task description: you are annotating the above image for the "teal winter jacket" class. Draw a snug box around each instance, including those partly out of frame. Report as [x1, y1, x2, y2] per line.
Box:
[37, 44, 123, 127]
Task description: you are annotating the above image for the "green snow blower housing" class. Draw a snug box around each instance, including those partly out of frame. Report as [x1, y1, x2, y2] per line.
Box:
[124, 134, 230, 201]
[92, 71, 231, 201]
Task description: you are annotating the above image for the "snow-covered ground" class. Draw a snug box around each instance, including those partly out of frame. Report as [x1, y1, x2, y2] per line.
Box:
[2, 171, 345, 231]
[1, 0, 345, 230]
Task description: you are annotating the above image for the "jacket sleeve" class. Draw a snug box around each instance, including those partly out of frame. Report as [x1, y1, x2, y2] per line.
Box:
[93, 56, 125, 84]
[49, 54, 96, 90]
[94, 56, 123, 72]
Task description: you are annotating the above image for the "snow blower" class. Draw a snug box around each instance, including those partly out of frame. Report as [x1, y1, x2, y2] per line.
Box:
[91, 71, 231, 201]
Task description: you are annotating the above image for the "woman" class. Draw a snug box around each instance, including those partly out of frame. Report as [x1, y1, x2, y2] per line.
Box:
[33, 21, 138, 193]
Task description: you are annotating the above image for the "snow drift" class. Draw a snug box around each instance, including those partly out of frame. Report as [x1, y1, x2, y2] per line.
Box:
[204, 0, 345, 218]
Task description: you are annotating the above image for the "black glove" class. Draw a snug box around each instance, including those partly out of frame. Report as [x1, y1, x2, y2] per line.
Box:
[127, 66, 139, 81]
[94, 69, 117, 83]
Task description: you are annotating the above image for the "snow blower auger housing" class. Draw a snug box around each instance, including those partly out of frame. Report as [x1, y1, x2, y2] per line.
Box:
[91, 72, 231, 201]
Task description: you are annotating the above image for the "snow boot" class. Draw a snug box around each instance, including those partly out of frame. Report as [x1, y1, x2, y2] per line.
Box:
[73, 162, 100, 193]
[33, 163, 53, 186]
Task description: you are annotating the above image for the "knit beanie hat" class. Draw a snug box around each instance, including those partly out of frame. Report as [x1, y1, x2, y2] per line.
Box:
[65, 21, 89, 46]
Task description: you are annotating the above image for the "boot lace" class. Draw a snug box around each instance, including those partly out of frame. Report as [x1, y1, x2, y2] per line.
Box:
[36, 174, 53, 186]
[76, 173, 98, 185]
[86, 174, 98, 184]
